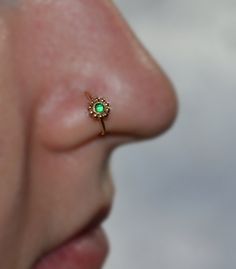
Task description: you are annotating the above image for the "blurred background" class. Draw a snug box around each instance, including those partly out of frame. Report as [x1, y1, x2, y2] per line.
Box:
[104, 0, 236, 269]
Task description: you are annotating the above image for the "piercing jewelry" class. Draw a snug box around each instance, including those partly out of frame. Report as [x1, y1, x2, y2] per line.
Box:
[84, 91, 111, 136]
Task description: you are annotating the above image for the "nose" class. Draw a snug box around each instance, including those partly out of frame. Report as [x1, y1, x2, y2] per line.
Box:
[96, 4, 177, 142]
[10, 0, 177, 149]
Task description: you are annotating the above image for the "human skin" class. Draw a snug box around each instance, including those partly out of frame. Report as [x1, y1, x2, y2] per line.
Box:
[0, 0, 177, 268]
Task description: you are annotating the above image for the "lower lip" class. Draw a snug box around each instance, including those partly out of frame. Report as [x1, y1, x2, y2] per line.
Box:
[33, 226, 109, 269]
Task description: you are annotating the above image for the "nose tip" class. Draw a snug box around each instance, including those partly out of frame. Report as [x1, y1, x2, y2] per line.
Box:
[140, 67, 178, 139]
[102, 43, 178, 142]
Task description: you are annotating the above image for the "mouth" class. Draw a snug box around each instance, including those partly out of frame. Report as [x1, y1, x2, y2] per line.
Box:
[33, 206, 111, 269]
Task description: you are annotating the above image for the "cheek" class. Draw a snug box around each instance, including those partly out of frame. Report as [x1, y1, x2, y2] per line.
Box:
[0, 13, 40, 262]
[0, 80, 28, 259]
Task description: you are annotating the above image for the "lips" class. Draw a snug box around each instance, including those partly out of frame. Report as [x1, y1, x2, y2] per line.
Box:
[33, 206, 111, 269]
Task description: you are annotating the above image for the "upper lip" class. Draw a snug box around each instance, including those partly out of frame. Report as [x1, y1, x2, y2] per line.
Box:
[33, 204, 112, 266]
[66, 204, 112, 242]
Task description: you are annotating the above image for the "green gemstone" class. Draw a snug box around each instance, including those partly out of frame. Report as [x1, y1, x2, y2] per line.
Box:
[95, 103, 105, 113]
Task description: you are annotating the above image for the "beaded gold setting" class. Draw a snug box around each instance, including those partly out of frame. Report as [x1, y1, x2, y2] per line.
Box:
[88, 97, 111, 119]
[85, 91, 111, 136]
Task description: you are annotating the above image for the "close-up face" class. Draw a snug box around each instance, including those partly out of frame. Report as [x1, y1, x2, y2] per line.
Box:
[0, 0, 177, 268]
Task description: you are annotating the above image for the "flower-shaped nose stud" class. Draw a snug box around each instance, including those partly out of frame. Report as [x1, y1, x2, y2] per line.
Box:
[85, 91, 111, 136]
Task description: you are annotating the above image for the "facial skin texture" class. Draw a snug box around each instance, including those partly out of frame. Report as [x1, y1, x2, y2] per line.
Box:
[0, 0, 177, 268]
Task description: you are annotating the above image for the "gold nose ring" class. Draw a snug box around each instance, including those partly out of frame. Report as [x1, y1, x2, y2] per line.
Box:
[84, 91, 111, 136]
